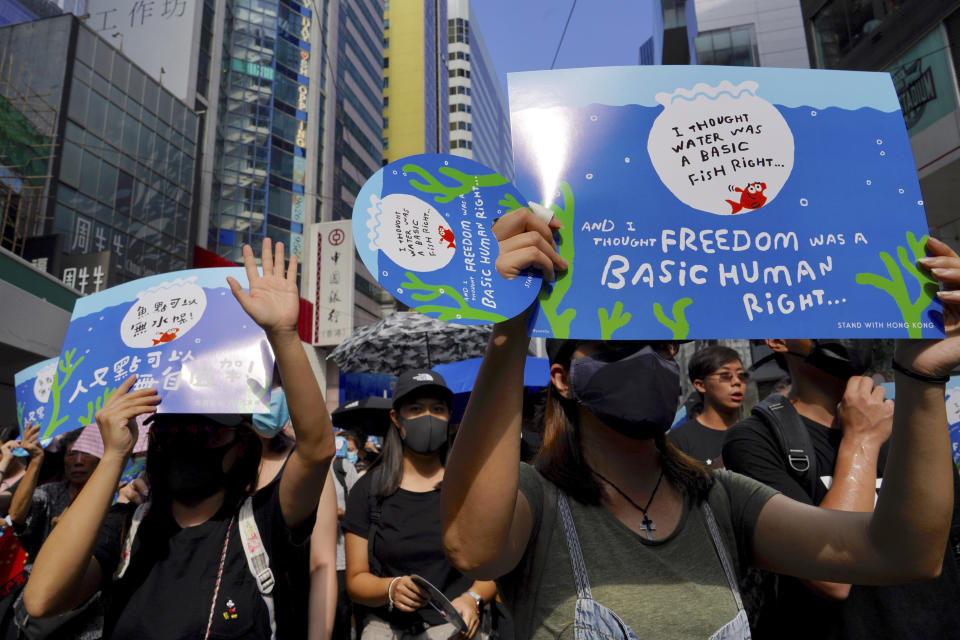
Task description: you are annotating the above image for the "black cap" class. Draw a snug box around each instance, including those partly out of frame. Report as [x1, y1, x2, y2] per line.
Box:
[392, 370, 453, 409]
[145, 413, 249, 428]
[546, 339, 581, 365]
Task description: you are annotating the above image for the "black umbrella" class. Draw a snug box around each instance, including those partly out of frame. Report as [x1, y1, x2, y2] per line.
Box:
[331, 396, 394, 437]
[329, 312, 492, 377]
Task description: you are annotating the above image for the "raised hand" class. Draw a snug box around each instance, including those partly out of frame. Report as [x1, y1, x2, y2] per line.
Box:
[494, 207, 567, 282]
[898, 237, 960, 377]
[0, 438, 18, 471]
[226, 238, 300, 337]
[94, 375, 159, 458]
[19, 422, 43, 460]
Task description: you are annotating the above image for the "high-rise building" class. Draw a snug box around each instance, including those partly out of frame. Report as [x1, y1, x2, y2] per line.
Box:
[637, 0, 699, 66]
[693, 0, 809, 68]
[798, 0, 960, 245]
[446, 0, 511, 178]
[0, 0, 59, 27]
[381, 0, 448, 163]
[0, 14, 199, 281]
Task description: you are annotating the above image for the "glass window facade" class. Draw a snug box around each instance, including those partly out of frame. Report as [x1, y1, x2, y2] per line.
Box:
[0, 16, 196, 282]
[206, 0, 321, 262]
[695, 25, 758, 67]
[809, 0, 909, 68]
[54, 20, 197, 281]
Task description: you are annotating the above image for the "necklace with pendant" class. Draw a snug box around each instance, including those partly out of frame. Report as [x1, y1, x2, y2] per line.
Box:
[593, 469, 665, 540]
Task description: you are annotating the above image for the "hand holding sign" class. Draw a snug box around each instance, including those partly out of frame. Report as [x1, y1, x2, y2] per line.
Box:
[93, 375, 158, 459]
[896, 237, 960, 378]
[19, 423, 43, 460]
[493, 207, 567, 282]
[227, 238, 300, 338]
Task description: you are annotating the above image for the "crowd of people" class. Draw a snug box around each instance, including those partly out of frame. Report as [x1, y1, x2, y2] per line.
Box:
[0, 221, 958, 639]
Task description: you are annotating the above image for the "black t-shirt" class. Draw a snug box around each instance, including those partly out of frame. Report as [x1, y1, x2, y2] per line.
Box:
[343, 471, 472, 629]
[723, 414, 960, 640]
[668, 419, 727, 469]
[94, 480, 314, 639]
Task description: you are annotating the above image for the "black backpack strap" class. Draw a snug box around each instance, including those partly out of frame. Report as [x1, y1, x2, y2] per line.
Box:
[366, 469, 385, 577]
[333, 457, 349, 496]
[751, 393, 818, 498]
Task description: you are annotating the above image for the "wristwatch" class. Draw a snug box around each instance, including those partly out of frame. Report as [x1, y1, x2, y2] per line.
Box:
[466, 590, 483, 609]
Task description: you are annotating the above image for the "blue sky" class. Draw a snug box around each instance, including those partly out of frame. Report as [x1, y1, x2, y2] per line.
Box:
[471, 0, 659, 98]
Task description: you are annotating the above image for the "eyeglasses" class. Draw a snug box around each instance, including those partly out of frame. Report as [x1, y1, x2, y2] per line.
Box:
[706, 371, 750, 383]
[150, 423, 237, 450]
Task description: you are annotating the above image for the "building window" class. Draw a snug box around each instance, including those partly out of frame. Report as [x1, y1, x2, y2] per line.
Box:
[695, 25, 758, 67]
[383, 116, 388, 128]
[383, 77, 389, 89]
[638, 37, 654, 65]
[809, 0, 901, 68]
[383, 96, 389, 107]
[383, 57, 389, 68]
[663, 0, 685, 29]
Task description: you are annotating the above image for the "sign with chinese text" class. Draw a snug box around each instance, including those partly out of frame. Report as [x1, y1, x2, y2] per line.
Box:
[59, 251, 118, 295]
[85, 0, 202, 102]
[353, 154, 542, 326]
[308, 220, 355, 346]
[47, 268, 273, 444]
[14, 357, 59, 445]
[508, 65, 940, 339]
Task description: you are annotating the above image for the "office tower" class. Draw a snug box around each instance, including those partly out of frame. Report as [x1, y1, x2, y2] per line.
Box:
[382, 0, 447, 163]
[693, 0, 809, 68]
[446, 0, 511, 178]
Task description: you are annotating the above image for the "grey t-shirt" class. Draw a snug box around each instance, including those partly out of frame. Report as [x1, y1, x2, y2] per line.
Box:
[498, 464, 777, 640]
[334, 457, 359, 571]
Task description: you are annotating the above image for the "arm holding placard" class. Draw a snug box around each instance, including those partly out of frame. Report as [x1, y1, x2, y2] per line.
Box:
[23, 376, 158, 617]
[751, 236, 958, 583]
[443, 208, 566, 577]
[227, 238, 336, 529]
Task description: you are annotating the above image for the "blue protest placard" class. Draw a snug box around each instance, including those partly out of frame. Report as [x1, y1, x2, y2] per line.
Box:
[14, 357, 59, 446]
[509, 66, 942, 339]
[353, 153, 541, 325]
[47, 268, 273, 444]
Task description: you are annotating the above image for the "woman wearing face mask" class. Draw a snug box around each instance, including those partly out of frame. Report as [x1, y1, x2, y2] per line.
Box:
[344, 370, 497, 640]
[441, 207, 960, 640]
[22, 239, 336, 639]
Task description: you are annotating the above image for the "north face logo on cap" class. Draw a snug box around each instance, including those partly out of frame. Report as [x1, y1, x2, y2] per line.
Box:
[413, 373, 434, 382]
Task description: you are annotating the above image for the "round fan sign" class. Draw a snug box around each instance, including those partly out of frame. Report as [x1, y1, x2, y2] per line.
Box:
[353, 154, 542, 325]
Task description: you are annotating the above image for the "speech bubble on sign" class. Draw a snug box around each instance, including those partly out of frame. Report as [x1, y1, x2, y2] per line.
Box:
[120, 277, 208, 348]
[647, 81, 794, 216]
[367, 193, 457, 272]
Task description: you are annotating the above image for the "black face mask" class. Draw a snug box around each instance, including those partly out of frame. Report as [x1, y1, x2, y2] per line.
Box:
[401, 414, 449, 455]
[148, 439, 237, 503]
[793, 339, 874, 380]
[569, 345, 680, 440]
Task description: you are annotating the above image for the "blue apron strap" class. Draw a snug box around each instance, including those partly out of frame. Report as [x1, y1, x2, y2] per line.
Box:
[702, 503, 745, 613]
[556, 491, 593, 600]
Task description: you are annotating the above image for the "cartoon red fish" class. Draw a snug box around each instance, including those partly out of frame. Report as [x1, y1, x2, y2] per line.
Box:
[152, 328, 179, 345]
[725, 182, 767, 214]
[438, 225, 456, 249]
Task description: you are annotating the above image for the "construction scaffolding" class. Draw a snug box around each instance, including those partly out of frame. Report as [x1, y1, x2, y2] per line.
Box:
[0, 44, 58, 258]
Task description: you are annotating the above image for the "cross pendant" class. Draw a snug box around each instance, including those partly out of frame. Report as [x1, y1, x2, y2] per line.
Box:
[640, 514, 656, 540]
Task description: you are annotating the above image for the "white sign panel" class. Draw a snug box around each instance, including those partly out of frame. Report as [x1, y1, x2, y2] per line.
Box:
[86, 0, 201, 102]
[310, 221, 355, 346]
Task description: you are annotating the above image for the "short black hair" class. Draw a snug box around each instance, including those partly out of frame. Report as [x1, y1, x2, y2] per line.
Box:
[688, 345, 742, 384]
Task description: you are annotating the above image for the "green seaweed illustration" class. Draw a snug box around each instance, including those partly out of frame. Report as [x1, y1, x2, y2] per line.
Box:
[537, 182, 577, 338]
[44, 349, 83, 440]
[403, 163, 509, 204]
[498, 193, 523, 211]
[78, 386, 118, 427]
[598, 302, 632, 340]
[401, 272, 507, 323]
[16, 402, 24, 429]
[653, 298, 693, 339]
[855, 232, 938, 338]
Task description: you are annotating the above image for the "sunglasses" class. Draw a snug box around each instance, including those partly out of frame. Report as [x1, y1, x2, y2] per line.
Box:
[706, 371, 750, 383]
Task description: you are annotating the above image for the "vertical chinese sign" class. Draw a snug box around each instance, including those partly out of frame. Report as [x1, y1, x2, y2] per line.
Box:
[288, 0, 312, 262]
[309, 220, 355, 346]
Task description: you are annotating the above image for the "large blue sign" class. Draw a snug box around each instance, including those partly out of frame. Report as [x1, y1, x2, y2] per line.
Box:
[353, 154, 542, 325]
[508, 66, 941, 339]
[41, 268, 273, 444]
